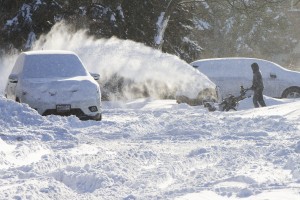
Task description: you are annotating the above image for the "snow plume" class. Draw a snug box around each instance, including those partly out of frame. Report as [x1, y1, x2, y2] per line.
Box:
[0, 50, 18, 94]
[32, 22, 216, 101]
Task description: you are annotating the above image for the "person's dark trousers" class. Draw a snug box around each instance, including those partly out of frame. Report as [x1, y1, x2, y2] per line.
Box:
[253, 89, 266, 108]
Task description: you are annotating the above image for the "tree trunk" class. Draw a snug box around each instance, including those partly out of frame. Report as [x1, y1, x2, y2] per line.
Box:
[154, 0, 182, 50]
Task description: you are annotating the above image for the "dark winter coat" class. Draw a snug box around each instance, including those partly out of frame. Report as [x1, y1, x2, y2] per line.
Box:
[251, 63, 264, 91]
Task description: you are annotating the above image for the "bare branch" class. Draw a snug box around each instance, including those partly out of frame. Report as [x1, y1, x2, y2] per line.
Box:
[294, 0, 300, 6]
[178, 0, 206, 5]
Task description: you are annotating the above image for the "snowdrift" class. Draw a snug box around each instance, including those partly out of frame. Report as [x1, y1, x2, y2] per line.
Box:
[0, 94, 300, 199]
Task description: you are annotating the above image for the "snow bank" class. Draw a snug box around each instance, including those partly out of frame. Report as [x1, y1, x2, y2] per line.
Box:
[0, 96, 44, 127]
[0, 92, 300, 199]
[175, 189, 300, 200]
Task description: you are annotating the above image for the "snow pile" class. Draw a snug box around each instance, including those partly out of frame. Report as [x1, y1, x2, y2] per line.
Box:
[0, 93, 300, 199]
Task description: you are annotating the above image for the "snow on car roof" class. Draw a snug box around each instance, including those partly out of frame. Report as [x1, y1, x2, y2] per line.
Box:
[22, 50, 77, 55]
[13, 50, 89, 78]
[191, 57, 284, 68]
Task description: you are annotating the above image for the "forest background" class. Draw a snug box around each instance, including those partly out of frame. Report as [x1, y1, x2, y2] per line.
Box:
[1, 0, 300, 70]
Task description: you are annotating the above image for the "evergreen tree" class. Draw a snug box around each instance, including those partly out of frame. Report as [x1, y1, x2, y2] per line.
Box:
[0, 0, 297, 67]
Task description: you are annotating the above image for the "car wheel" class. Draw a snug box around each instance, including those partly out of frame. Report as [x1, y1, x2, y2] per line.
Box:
[95, 113, 102, 121]
[282, 87, 300, 99]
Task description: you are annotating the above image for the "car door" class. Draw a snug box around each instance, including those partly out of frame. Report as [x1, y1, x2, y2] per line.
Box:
[261, 69, 280, 97]
[258, 61, 285, 98]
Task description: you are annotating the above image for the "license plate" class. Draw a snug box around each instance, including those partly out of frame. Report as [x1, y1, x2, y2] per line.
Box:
[56, 104, 71, 113]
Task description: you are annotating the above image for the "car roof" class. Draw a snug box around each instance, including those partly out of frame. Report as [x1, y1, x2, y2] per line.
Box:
[191, 57, 278, 65]
[11, 50, 86, 76]
[190, 57, 289, 71]
[22, 50, 77, 56]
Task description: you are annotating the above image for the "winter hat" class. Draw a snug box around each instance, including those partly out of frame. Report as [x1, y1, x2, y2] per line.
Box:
[251, 62, 259, 72]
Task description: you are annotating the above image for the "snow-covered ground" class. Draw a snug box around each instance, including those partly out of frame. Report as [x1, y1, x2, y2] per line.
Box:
[0, 23, 300, 199]
[0, 95, 300, 200]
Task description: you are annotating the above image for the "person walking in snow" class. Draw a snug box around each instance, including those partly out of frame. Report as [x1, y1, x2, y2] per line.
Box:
[250, 62, 266, 108]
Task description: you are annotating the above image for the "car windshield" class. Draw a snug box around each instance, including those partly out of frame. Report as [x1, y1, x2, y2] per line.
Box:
[22, 54, 88, 78]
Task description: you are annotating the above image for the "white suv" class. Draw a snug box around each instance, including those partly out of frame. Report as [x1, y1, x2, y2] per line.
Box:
[191, 57, 300, 100]
[5, 50, 102, 121]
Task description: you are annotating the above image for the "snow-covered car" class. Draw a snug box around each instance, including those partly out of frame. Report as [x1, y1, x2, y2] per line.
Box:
[191, 58, 300, 100]
[4, 50, 102, 121]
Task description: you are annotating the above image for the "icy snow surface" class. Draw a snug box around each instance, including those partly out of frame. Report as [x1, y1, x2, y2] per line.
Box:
[0, 95, 300, 199]
[0, 22, 300, 199]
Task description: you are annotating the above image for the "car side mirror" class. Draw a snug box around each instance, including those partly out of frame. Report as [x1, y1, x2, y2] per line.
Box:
[270, 73, 277, 79]
[9, 74, 18, 83]
[90, 72, 100, 81]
